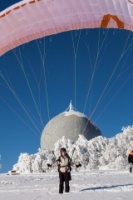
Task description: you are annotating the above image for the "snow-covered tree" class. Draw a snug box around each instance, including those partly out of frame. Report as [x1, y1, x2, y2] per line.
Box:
[12, 126, 133, 173]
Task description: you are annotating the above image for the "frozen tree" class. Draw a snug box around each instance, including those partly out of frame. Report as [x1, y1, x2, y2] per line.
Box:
[12, 126, 133, 174]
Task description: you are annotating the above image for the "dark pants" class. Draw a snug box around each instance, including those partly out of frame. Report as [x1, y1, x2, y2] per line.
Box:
[59, 172, 70, 193]
[129, 163, 133, 173]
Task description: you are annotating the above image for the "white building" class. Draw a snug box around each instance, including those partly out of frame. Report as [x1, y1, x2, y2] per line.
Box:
[41, 102, 102, 150]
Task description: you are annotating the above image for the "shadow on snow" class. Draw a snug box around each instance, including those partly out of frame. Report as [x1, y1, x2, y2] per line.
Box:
[80, 183, 133, 191]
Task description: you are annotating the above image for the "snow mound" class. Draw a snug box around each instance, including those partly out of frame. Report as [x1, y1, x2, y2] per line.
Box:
[13, 126, 133, 173]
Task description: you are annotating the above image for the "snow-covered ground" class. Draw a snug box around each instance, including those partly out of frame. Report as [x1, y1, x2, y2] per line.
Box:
[0, 170, 133, 200]
[2, 126, 133, 199]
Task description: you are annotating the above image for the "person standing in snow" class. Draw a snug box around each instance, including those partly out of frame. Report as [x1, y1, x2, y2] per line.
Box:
[128, 150, 133, 173]
[56, 148, 72, 194]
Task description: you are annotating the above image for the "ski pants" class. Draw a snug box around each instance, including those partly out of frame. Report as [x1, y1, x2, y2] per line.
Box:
[59, 172, 70, 193]
[129, 163, 133, 173]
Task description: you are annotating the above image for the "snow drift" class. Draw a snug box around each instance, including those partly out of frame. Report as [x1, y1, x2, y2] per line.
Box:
[12, 126, 133, 173]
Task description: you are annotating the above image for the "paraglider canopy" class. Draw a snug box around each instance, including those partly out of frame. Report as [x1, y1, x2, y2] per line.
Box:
[0, 0, 133, 56]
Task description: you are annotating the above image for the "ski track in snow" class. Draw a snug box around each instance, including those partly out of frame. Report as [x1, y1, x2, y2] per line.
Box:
[0, 170, 133, 200]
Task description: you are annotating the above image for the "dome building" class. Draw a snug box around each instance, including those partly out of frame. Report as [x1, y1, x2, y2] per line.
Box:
[41, 102, 102, 150]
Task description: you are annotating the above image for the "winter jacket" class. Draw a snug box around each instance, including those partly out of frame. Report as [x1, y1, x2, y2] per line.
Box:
[57, 155, 71, 173]
[128, 154, 133, 164]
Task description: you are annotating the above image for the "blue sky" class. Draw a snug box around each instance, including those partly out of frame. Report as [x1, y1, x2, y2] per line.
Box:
[0, 1, 133, 173]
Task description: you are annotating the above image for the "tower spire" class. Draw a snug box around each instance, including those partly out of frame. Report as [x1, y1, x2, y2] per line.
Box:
[69, 100, 74, 111]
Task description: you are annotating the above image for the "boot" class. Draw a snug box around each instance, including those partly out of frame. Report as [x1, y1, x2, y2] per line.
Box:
[130, 167, 132, 173]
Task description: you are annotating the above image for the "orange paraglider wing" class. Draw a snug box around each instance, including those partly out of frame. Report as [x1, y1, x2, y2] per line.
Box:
[0, 0, 133, 56]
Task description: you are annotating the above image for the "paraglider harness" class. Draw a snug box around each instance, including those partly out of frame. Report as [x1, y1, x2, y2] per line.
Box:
[49, 148, 82, 173]
[56, 154, 72, 173]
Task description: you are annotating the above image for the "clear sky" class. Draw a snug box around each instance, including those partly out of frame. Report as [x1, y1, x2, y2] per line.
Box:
[0, 0, 133, 173]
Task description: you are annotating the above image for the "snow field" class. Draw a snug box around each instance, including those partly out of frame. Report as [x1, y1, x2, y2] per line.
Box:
[0, 170, 133, 200]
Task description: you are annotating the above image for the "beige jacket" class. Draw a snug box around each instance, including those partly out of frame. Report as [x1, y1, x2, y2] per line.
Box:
[58, 156, 70, 173]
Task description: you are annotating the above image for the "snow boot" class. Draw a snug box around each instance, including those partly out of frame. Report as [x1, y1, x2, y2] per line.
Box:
[129, 167, 132, 173]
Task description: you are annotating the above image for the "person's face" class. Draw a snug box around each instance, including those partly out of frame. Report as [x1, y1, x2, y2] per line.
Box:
[61, 151, 66, 157]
